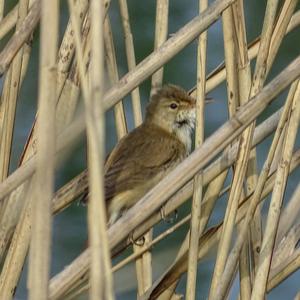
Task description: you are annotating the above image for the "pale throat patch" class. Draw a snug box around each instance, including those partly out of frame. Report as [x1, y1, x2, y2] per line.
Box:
[173, 109, 195, 153]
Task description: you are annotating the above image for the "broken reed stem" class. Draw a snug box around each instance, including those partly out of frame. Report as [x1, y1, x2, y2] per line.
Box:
[28, 0, 58, 299]
[118, 0, 142, 126]
[186, 0, 207, 299]
[251, 80, 300, 299]
[213, 78, 299, 300]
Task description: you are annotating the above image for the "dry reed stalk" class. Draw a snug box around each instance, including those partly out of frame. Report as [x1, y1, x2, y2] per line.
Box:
[48, 54, 300, 299]
[231, 1, 255, 296]
[89, 0, 114, 298]
[134, 1, 168, 295]
[104, 17, 127, 139]
[118, 0, 142, 126]
[145, 148, 300, 299]
[250, 80, 300, 299]
[68, 0, 114, 299]
[151, 0, 169, 90]
[27, 0, 58, 299]
[212, 78, 299, 300]
[0, 0, 40, 75]
[0, 0, 30, 181]
[185, 0, 207, 298]
[0, 0, 4, 21]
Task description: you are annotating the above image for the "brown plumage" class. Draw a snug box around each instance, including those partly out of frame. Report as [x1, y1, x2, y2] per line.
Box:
[82, 84, 196, 225]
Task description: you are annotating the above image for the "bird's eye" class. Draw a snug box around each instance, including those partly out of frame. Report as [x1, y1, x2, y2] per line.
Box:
[170, 103, 178, 109]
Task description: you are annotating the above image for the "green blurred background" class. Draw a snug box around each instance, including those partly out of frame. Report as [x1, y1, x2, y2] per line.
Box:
[1, 0, 300, 299]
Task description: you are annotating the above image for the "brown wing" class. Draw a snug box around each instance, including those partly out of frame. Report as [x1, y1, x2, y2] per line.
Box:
[104, 124, 186, 202]
[80, 124, 186, 205]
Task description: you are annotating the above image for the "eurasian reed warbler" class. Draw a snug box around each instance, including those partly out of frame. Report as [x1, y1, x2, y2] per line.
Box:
[82, 84, 197, 225]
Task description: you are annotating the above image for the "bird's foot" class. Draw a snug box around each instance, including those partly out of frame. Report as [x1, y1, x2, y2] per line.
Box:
[128, 232, 145, 246]
[160, 206, 178, 224]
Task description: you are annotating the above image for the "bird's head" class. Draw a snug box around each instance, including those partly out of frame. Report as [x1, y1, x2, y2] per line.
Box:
[145, 84, 196, 135]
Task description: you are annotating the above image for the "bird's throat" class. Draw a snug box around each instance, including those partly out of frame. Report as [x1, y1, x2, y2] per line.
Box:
[174, 123, 193, 153]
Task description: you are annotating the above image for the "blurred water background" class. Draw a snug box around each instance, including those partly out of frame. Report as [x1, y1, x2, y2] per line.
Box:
[1, 0, 300, 299]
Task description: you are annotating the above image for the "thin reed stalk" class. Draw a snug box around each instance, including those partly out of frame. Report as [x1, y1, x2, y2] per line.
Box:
[104, 16, 127, 139]
[186, 0, 207, 298]
[28, 1, 58, 299]
[118, 0, 142, 126]
[68, 0, 114, 299]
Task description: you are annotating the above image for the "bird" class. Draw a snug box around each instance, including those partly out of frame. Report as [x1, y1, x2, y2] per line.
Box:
[82, 84, 196, 226]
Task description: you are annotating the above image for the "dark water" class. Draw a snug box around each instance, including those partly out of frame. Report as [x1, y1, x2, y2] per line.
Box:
[0, 1, 299, 299]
